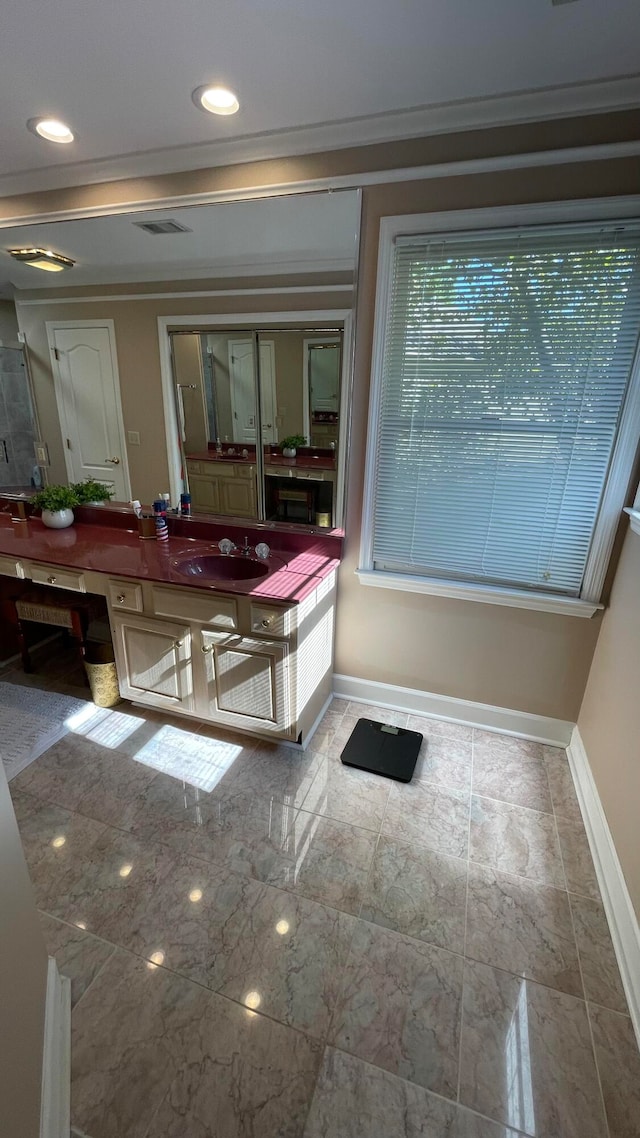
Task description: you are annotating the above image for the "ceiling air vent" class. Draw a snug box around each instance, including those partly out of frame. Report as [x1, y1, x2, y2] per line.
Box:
[133, 219, 192, 235]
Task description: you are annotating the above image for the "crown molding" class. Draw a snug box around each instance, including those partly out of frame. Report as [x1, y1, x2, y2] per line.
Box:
[1, 141, 639, 231]
[1, 74, 639, 199]
[10, 256, 354, 292]
[16, 282, 354, 306]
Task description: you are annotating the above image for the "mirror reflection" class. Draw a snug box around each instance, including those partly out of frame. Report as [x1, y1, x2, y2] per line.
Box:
[0, 342, 41, 490]
[173, 326, 342, 525]
[0, 189, 360, 528]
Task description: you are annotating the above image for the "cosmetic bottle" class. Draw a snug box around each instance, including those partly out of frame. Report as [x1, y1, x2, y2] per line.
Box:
[153, 499, 169, 541]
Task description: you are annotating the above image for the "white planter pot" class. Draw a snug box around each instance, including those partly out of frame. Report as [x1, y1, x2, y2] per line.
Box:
[41, 508, 75, 529]
[282, 447, 297, 459]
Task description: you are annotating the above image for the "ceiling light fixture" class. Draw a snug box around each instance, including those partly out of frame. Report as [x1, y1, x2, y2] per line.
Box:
[8, 248, 75, 273]
[192, 85, 239, 116]
[27, 117, 74, 144]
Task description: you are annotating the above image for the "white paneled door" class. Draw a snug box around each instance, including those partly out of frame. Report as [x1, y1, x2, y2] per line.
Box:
[228, 338, 277, 445]
[47, 320, 130, 500]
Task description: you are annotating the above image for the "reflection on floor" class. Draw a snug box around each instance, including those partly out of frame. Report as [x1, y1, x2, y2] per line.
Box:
[3, 641, 640, 1138]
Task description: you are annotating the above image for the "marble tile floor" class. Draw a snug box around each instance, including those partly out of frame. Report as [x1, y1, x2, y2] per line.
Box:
[3, 660, 640, 1138]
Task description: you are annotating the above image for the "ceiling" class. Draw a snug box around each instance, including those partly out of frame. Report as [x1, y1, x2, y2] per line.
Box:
[1, 0, 639, 198]
[0, 192, 360, 294]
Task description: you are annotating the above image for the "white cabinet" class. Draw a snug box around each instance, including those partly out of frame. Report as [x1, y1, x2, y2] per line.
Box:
[107, 571, 335, 744]
[111, 613, 195, 713]
[0, 555, 24, 579]
[200, 630, 290, 737]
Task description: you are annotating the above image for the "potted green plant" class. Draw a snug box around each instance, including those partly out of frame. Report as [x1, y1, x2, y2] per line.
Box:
[281, 434, 307, 459]
[72, 478, 114, 506]
[31, 484, 79, 529]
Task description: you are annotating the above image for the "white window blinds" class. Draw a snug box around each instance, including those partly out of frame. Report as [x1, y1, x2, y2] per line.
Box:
[372, 224, 640, 597]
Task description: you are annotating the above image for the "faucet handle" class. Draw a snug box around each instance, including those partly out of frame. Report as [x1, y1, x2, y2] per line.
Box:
[255, 542, 270, 560]
[218, 538, 235, 555]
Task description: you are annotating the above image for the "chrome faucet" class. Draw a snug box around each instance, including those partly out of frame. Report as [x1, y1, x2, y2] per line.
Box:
[217, 536, 270, 559]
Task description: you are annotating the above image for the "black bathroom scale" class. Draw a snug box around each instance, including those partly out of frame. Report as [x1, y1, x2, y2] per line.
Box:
[340, 718, 423, 783]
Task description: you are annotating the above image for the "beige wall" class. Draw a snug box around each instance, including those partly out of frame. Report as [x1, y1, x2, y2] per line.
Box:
[0, 298, 19, 340]
[172, 333, 208, 454]
[0, 765, 48, 1136]
[15, 285, 350, 504]
[334, 157, 640, 722]
[0, 108, 637, 225]
[270, 331, 306, 441]
[4, 120, 640, 719]
[578, 528, 640, 918]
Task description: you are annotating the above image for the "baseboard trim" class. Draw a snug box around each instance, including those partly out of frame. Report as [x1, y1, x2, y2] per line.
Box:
[567, 726, 640, 1048]
[40, 957, 71, 1138]
[332, 673, 573, 746]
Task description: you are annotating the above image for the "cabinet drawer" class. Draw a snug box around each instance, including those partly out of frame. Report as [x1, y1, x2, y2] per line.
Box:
[235, 465, 255, 480]
[107, 579, 143, 613]
[30, 563, 86, 592]
[151, 585, 238, 629]
[250, 602, 291, 639]
[0, 555, 25, 579]
[187, 460, 202, 475]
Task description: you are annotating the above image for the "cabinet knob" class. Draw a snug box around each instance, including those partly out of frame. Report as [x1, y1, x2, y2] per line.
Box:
[261, 617, 272, 629]
[47, 575, 56, 584]
[174, 640, 183, 648]
[117, 594, 126, 604]
[201, 644, 212, 653]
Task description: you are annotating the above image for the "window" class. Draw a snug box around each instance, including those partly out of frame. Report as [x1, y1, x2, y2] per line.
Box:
[359, 208, 640, 617]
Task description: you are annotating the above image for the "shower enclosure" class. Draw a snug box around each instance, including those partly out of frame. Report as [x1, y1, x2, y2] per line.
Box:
[0, 343, 41, 489]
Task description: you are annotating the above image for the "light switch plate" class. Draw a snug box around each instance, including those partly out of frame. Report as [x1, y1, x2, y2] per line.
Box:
[35, 442, 50, 466]
[127, 430, 140, 445]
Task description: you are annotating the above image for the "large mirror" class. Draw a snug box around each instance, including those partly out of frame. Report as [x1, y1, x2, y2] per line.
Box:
[0, 189, 360, 528]
[172, 325, 343, 525]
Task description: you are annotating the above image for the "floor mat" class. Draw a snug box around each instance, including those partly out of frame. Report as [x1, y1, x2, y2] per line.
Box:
[0, 681, 90, 780]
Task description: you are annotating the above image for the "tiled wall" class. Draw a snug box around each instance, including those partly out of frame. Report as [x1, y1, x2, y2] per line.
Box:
[0, 347, 38, 487]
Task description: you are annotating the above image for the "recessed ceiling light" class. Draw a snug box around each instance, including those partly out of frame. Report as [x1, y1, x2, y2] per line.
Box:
[192, 85, 239, 116]
[27, 117, 74, 144]
[8, 248, 75, 272]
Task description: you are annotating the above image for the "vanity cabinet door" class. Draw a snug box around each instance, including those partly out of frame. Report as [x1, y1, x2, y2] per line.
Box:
[201, 631, 292, 737]
[189, 474, 220, 513]
[220, 475, 257, 518]
[112, 613, 194, 712]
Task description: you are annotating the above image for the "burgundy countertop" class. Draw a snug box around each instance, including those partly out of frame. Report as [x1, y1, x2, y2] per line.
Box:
[0, 515, 340, 604]
[186, 451, 336, 473]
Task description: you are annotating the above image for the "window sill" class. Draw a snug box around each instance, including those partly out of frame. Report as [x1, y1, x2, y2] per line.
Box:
[355, 568, 602, 618]
[624, 507, 640, 536]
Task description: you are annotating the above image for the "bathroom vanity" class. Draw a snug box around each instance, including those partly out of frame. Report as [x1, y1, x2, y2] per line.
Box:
[0, 506, 340, 745]
[186, 446, 338, 524]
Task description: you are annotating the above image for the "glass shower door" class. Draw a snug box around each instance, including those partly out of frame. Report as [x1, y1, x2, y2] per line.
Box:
[0, 345, 40, 490]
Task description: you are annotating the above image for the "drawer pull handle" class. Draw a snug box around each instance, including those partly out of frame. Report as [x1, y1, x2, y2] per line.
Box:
[47, 575, 57, 584]
[201, 644, 212, 653]
[261, 618, 273, 629]
[117, 594, 126, 604]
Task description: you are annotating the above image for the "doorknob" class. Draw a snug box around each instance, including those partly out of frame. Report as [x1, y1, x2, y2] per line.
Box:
[105, 457, 120, 464]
